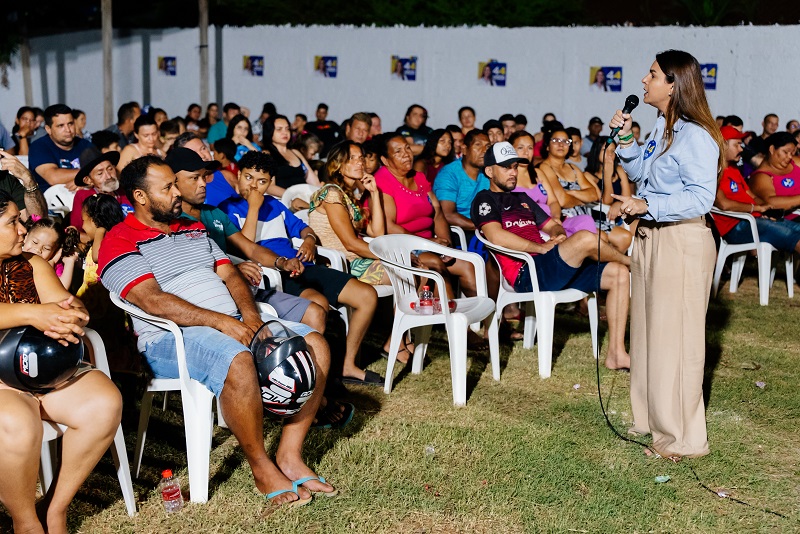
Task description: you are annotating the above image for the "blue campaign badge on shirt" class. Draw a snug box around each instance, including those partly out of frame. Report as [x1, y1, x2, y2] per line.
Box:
[538, 184, 547, 196]
[643, 140, 657, 160]
[782, 177, 794, 188]
[729, 179, 739, 193]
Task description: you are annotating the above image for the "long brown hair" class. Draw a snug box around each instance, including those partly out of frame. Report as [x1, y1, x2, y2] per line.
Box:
[324, 140, 362, 203]
[655, 50, 724, 176]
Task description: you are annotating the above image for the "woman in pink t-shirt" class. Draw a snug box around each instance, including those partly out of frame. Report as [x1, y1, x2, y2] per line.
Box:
[374, 134, 478, 300]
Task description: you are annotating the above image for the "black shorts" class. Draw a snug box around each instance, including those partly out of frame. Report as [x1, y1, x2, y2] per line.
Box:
[280, 264, 354, 307]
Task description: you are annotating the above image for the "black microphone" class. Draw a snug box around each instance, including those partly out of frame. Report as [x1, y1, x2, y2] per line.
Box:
[607, 95, 640, 143]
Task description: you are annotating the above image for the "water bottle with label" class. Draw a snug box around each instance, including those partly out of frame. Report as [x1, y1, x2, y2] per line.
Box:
[418, 285, 434, 315]
[159, 469, 184, 513]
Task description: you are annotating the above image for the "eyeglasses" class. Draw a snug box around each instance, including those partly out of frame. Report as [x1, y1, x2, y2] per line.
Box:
[550, 138, 572, 145]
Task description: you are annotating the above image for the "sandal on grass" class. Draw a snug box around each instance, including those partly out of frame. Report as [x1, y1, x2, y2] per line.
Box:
[293, 476, 339, 498]
[264, 488, 313, 508]
[380, 342, 414, 364]
[311, 401, 355, 430]
[341, 369, 384, 387]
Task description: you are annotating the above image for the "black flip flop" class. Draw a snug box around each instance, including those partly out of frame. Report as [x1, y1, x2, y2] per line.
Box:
[341, 369, 384, 387]
[311, 401, 355, 430]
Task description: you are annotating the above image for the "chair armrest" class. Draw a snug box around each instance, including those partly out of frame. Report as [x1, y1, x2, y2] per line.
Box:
[710, 208, 759, 243]
[391, 235, 488, 298]
[475, 231, 537, 273]
[109, 293, 194, 395]
[449, 225, 468, 251]
[82, 327, 111, 377]
[291, 237, 348, 272]
[256, 302, 278, 316]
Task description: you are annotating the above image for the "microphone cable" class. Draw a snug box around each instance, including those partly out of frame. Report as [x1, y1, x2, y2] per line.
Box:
[592, 141, 789, 521]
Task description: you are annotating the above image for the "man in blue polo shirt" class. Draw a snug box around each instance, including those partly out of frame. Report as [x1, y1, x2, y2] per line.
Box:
[98, 155, 337, 506]
[28, 104, 93, 191]
[433, 129, 491, 250]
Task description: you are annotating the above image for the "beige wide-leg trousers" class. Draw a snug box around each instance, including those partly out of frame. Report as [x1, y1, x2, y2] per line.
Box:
[629, 216, 715, 458]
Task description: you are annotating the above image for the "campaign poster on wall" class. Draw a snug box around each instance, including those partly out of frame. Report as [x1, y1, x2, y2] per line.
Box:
[157, 56, 177, 76]
[391, 56, 417, 81]
[243, 56, 264, 77]
[589, 66, 622, 92]
[700, 64, 717, 90]
[478, 59, 507, 86]
[314, 56, 338, 78]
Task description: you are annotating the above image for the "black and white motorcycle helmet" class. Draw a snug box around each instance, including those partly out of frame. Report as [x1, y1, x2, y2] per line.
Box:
[250, 320, 316, 419]
[0, 326, 84, 393]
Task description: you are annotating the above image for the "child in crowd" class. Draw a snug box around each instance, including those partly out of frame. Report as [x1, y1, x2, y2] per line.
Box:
[78, 194, 125, 296]
[77, 194, 140, 374]
[22, 216, 82, 290]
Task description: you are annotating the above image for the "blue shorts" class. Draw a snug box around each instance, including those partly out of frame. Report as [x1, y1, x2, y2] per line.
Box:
[141, 312, 315, 397]
[254, 289, 312, 323]
[725, 218, 800, 252]
[514, 246, 606, 294]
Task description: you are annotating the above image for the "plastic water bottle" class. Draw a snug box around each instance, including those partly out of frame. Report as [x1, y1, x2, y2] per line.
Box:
[418, 286, 434, 315]
[159, 469, 184, 513]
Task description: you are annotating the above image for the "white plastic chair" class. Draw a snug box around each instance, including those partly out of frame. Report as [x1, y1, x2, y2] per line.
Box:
[450, 225, 469, 251]
[368, 234, 499, 406]
[110, 293, 216, 503]
[711, 207, 794, 306]
[474, 231, 599, 379]
[294, 209, 310, 224]
[39, 327, 137, 516]
[281, 184, 320, 212]
[43, 184, 76, 219]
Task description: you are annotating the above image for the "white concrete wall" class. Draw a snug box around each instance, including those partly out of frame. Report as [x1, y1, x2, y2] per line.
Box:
[1, 24, 797, 135]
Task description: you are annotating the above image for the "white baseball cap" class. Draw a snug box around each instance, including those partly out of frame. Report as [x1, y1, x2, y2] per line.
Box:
[483, 141, 530, 167]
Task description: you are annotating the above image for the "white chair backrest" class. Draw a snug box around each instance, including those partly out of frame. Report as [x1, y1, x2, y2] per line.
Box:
[294, 209, 309, 223]
[43, 184, 76, 217]
[281, 184, 320, 210]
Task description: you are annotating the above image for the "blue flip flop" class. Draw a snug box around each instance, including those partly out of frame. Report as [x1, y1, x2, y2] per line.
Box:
[264, 488, 313, 508]
[293, 475, 339, 498]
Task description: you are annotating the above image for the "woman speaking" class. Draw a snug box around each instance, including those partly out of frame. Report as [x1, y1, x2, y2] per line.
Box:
[607, 50, 723, 459]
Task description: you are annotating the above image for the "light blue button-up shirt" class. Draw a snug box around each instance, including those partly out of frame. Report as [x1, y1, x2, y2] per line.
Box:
[616, 116, 718, 222]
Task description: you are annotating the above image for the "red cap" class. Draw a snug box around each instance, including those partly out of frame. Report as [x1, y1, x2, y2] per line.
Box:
[162, 469, 173, 478]
[721, 125, 747, 141]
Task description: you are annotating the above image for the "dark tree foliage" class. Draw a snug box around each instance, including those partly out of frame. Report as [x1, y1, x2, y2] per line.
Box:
[1, 0, 799, 69]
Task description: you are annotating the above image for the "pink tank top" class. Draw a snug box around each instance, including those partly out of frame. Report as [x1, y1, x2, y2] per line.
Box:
[755, 161, 800, 220]
[374, 167, 434, 238]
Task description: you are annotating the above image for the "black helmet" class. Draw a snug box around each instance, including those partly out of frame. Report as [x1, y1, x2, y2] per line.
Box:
[0, 326, 84, 393]
[250, 321, 316, 419]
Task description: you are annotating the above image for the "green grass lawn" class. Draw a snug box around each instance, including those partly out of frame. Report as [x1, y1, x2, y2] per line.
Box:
[3, 271, 800, 533]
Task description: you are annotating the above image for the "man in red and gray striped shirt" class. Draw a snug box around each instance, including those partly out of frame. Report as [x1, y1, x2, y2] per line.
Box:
[98, 155, 337, 506]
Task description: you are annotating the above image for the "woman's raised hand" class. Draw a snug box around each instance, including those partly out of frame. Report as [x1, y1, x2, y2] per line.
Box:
[609, 110, 633, 138]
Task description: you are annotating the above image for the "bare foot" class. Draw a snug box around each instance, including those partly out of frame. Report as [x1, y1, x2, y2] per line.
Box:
[253, 462, 310, 504]
[604, 350, 630, 371]
[275, 452, 335, 495]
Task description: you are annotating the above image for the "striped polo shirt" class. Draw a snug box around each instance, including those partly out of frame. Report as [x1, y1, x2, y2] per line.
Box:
[98, 213, 236, 350]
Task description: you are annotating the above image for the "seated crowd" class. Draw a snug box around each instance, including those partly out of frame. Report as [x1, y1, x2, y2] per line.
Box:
[1, 98, 799, 529]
